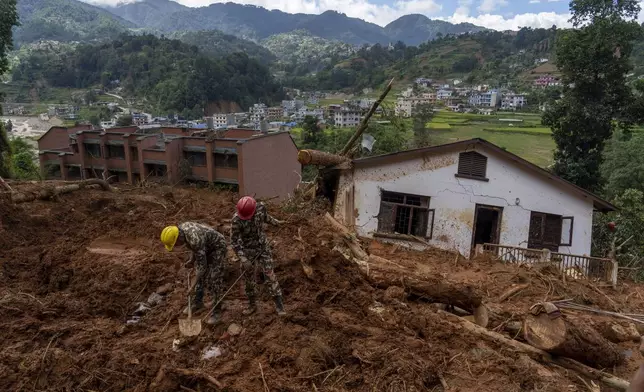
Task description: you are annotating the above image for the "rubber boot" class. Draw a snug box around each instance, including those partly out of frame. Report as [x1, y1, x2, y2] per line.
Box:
[274, 295, 286, 316]
[242, 297, 257, 316]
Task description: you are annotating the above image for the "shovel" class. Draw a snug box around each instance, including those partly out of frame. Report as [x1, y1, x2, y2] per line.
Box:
[179, 270, 202, 337]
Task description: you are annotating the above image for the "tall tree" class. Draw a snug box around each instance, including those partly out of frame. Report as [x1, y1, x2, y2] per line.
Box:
[0, 0, 18, 77]
[542, 0, 641, 192]
[412, 103, 434, 148]
[0, 0, 18, 178]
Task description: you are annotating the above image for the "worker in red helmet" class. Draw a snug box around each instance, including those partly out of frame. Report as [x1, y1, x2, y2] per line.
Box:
[231, 196, 286, 316]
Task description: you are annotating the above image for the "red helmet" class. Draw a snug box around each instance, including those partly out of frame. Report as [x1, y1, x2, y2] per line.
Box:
[237, 196, 257, 220]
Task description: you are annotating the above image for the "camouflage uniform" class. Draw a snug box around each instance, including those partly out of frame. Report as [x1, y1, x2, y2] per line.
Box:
[231, 203, 282, 302]
[178, 222, 227, 312]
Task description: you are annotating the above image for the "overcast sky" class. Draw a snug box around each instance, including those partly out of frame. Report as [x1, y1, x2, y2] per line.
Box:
[89, 0, 644, 30]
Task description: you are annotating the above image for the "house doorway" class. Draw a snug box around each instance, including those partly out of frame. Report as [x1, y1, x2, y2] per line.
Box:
[471, 204, 503, 255]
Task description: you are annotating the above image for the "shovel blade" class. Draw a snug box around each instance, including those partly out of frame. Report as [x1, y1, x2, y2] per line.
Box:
[178, 318, 202, 337]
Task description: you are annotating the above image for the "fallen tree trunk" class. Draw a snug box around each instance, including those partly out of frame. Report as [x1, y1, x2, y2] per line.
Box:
[523, 313, 624, 368]
[298, 150, 350, 166]
[10, 179, 112, 204]
[439, 310, 630, 391]
[324, 212, 484, 313]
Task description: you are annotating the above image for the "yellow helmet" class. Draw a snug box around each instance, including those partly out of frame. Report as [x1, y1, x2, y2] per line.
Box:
[161, 226, 180, 251]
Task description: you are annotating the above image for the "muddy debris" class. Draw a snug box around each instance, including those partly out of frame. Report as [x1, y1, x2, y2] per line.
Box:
[1, 183, 644, 392]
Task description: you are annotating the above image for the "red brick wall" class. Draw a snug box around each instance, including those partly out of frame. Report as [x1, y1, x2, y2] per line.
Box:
[38, 125, 92, 151]
[223, 129, 259, 139]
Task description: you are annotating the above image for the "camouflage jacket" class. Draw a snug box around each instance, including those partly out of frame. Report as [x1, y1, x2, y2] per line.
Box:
[178, 222, 226, 267]
[231, 202, 280, 258]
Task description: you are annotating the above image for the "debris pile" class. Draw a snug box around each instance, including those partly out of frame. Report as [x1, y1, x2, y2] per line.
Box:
[1, 182, 644, 391]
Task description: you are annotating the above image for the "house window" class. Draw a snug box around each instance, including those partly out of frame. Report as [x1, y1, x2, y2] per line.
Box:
[215, 153, 238, 168]
[84, 143, 101, 158]
[106, 145, 125, 159]
[377, 191, 434, 238]
[456, 151, 488, 181]
[528, 212, 574, 251]
[184, 151, 206, 167]
[146, 163, 167, 177]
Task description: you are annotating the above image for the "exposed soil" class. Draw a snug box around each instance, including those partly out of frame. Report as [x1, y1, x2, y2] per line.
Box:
[1, 184, 644, 392]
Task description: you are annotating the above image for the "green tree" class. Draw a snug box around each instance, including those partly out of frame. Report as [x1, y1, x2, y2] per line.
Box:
[9, 138, 39, 179]
[117, 115, 133, 126]
[592, 189, 644, 278]
[302, 115, 321, 145]
[0, 0, 18, 177]
[85, 90, 97, 105]
[0, 0, 18, 76]
[601, 131, 644, 199]
[542, 0, 641, 192]
[5, 119, 12, 133]
[412, 103, 434, 148]
[0, 122, 10, 177]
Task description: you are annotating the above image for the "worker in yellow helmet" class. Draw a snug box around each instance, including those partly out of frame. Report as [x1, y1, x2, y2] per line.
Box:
[160, 222, 227, 325]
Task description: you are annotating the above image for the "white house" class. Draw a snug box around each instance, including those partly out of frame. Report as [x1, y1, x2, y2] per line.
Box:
[469, 90, 501, 107]
[501, 94, 528, 110]
[334, 108, 362, 127]
[332, 139, 614, 259]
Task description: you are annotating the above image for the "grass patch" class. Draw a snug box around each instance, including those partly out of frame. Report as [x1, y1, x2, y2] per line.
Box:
[428, 122, 451, 129]
[483, 126, 552, 135]
[431, 125, 555, 167]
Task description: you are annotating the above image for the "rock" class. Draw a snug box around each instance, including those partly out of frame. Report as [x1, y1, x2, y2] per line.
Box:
[227, 323, 242, 336]
[202, 345, 223, 360]
[156, 283, 174, 295]
[146, 293, 164, 306]
[599, 322, 640, 343]
[625, 323, 641, 342]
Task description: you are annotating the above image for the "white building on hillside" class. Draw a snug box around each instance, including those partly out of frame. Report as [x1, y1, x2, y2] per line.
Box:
[331, 138, 615, 259]
[334, 108, 362, 127]
[395, 93, 437, 117]
[501, 94, 528, 110]
[250, 103, 267, 124]
[437, 89, 453, 101]
[469, 90, 501, 107]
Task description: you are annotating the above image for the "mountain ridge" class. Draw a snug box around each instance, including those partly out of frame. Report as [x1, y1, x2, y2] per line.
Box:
[104, 0, 487, 45]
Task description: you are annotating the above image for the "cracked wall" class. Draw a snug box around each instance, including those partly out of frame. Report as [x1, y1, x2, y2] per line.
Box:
[338, 146, 595, 257]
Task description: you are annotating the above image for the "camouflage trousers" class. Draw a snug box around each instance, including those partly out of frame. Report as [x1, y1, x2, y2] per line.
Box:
[241, 246, 282, 300]
[193, 249, 226, 311]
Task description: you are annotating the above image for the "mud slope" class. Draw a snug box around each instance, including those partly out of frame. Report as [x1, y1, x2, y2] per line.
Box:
[1, 184, 643, 392]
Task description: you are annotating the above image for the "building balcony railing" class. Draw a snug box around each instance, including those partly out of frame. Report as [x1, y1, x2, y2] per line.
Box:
[477, 243, 618, 287]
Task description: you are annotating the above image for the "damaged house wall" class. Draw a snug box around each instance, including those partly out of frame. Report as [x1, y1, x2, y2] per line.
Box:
[334, 144, 595, 257]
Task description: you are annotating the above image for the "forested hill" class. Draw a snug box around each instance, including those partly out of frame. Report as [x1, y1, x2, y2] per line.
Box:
[168, 30, 276, 64]
[11, 34, 284, 113]
[286, 28, 561, 91]
[13, 0, 133, 45]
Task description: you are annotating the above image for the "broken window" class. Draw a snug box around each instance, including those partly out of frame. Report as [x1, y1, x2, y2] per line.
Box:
[106, 145, 125, 159]
[184, 151, 206, 167]
[528, 212, 573, 252]
[215, 153, 238, 168]
[457, 151, 487, 180]
[84, 143, 101, 158]
[377, 191, 433, 238]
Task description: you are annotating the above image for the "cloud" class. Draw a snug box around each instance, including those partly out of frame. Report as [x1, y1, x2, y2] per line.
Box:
[478, 0, 508, 13]
[446, 11, 572, 30]
[81, 0, 597, 29]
